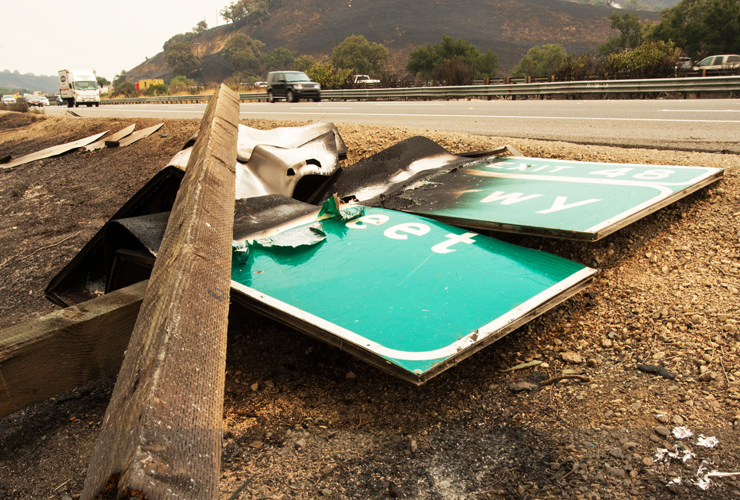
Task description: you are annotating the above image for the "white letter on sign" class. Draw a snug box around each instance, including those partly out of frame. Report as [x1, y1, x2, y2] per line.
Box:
[480, 191, 542, 205]
[536, 196, 601, 214]
[346, 214, 390, 228]
[384, 223, 430, 240]
[431, 232, 478, 254]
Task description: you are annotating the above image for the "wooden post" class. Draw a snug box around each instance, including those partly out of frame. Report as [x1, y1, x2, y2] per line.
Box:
[0, 281, 147, 419]
[81, 84, 240, 500]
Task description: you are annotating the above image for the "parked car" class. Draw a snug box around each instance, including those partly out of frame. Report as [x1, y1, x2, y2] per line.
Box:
[675, 57, 693, 72]
[1, 95, 16, 105]
[253, 81, 267, 89]
[693, 54, 740, 72]
[266, 71, 321, 102]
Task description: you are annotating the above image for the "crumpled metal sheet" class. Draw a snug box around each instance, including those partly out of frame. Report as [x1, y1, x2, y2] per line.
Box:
[2, 131, 108, 170]
[235, 131, 340, 201]
[85, 124, 136, 151]
[236, 123, 347, 162]
[169, 124, 344, 203]
[117, 123, 163, 147]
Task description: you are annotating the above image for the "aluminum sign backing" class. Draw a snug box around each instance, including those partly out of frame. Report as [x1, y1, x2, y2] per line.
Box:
[231, 205, 596, 384]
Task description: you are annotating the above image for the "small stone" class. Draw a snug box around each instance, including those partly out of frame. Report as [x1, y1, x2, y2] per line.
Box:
[561, 351, 583, 364]
[655, 426, 671, 438]
[509, 381, 538, 392]
[409, 439, 418, 453]
[672, 415, 684, 426]
[624, 441, 638, 449]
[263, 379, 275, 389]
[295, 438, 307, 450]
[642, 457, 654, 466]
[249, 440, 264, 448]
[692, 314, 702, 325]
[656, 414, 670, 424]
[345, 371, 356, 379]
[601, 338, 613, 348]
[587, 358, 599, 367]
[62, 496, 73, 500]
[250, 382, 260, 392]
[606, 465, 626, 477]
[604, 410, 614, 418]
[320, 488, 332, 496]
[609, 448, 623, 459]
[698, 372, 716, 382]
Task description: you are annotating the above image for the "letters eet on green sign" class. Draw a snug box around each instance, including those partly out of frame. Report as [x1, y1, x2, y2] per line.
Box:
[402, 157, 723, 240]
[231, 208, 593, 380]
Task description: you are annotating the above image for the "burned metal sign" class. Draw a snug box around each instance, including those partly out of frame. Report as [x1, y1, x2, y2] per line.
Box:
[45, 128, 723, 384]
[229, 200, 595, 384]
[332, 137, 724, 241]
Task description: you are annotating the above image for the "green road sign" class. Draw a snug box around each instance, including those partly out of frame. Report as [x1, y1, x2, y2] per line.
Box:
[382, 156, 723, 240]
[231, 207, 595, 384]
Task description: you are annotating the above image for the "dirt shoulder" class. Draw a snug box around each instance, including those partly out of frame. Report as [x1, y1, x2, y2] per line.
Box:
[0, 111, 739, 500]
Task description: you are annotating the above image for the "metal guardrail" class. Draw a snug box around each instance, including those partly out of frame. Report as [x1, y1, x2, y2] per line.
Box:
[100, 75, 740, 105]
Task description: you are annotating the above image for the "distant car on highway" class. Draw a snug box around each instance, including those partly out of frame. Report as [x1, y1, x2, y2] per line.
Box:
[266, 71, 321, 102]
[353, 74, 380, 86]
[24, 94, 48, 106]
[1, 95, 16, 105]
[693, 54, 740, 72]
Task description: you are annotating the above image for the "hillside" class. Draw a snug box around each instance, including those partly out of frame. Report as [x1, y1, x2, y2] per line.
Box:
[128, 0, 659, 83]
[0, 70, 59, 94]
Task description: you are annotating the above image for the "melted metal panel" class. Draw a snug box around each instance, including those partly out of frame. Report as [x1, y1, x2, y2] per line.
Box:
[2, 131, 108, 170]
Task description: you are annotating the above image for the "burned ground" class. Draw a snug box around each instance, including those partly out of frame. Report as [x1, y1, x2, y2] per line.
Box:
[0, 110, 739, 499]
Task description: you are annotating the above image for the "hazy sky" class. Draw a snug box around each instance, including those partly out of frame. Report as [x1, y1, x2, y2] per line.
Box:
[1, 0, 230, 82]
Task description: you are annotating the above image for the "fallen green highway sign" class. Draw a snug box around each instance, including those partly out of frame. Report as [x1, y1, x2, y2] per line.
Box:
[231, 207, 596, 384]
[389, 157, 723, 240]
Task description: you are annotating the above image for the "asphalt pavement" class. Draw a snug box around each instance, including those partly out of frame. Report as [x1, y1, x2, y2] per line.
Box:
[45, 98, 740, 153]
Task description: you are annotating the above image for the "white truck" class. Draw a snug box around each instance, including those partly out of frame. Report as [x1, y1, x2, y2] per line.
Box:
[352, 74, 380, 87]
[58, 69, 100, 108]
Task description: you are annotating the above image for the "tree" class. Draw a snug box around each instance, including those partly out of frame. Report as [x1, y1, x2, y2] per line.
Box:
[331, 35, 388, 75]
[650, 0, 740, 59]
[113, 81, 136, 97]
[602, 39, 682, 78]
[96, 76, 110, 87]
[435, 56, 476, 85]
[222, 34, 265, 77]
[511, 44, 568, 78]
[112, 70, 128, 89]
[293, 55, 317, 72]
[262, 48, 295, 71]
[169, 76, 194, 93]
[406, 35, 498, 82]
[163, 34, 202, 77]
[597, 11, 649, 56]
[305, 63, 353, 89]
[220, 0, 271, 27]
[193, 20, 208, 34]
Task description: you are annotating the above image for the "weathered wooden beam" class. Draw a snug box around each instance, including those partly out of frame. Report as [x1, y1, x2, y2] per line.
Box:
[81, 84, 240, 500]
[0, 280, 147, 419]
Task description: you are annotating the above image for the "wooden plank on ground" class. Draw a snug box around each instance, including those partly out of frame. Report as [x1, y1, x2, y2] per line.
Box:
[81, 84, 240, 500]
[0, 280, 147, 418]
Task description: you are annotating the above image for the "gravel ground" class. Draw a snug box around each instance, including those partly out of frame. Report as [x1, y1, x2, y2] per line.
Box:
[0, 110, 738, 500]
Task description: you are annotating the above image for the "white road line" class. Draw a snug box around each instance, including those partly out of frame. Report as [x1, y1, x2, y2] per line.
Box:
[235, 111, 740, 124]
[661, 109, 740, 112]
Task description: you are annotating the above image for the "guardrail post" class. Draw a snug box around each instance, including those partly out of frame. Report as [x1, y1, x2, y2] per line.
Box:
[80, 84, 240, 500]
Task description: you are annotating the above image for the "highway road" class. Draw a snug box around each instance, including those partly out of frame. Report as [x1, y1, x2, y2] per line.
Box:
[46, 99, 740, 153]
